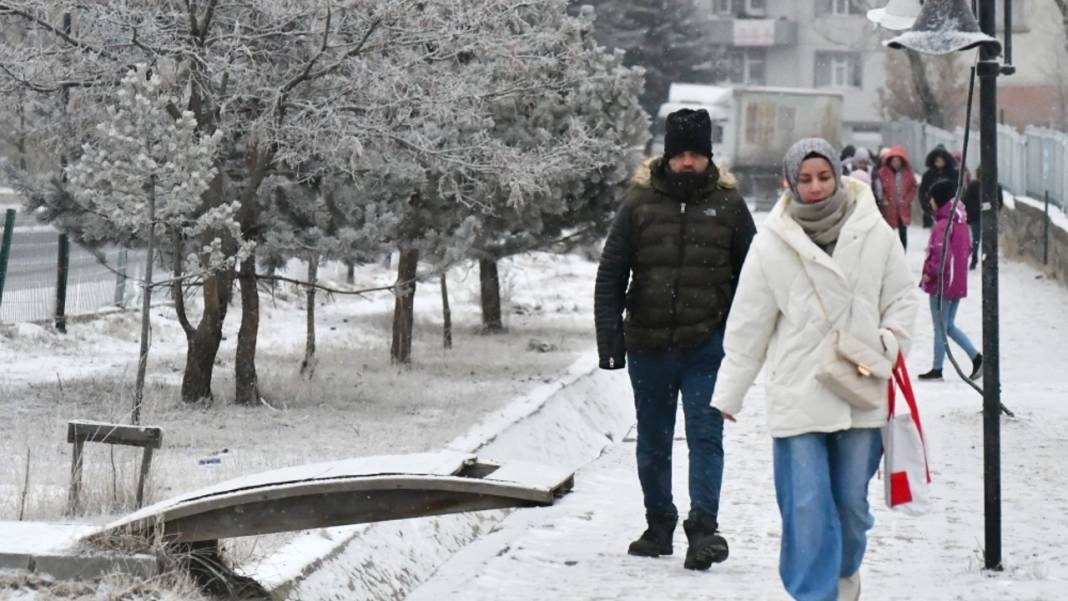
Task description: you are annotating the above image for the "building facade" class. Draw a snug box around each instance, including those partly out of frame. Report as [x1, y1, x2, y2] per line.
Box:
[694, 1, 1068, 135]
[694, 0, 887, 147]
[990, 1, 1068, 130]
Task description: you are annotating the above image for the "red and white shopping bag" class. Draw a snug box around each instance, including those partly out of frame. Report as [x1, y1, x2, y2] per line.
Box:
[882, 353, 932, 515]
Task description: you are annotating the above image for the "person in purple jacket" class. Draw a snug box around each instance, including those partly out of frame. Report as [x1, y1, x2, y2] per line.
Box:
[918, 179, 983, 381]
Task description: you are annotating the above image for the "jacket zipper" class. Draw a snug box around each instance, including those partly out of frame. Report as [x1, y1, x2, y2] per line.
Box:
[668, 202, 688, 348]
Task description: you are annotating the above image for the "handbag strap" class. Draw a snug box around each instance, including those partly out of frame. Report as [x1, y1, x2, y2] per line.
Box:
[888, 352, 932, 483]
[795, 250, 837, 331]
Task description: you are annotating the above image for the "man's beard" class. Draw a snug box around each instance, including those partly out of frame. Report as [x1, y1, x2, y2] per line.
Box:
[665, 167, 709, 199]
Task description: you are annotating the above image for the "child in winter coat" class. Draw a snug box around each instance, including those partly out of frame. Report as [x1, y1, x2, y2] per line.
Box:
[918, 179, 983, 380]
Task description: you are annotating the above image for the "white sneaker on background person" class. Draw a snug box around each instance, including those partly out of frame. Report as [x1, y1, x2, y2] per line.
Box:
[838, 572, 861, 601]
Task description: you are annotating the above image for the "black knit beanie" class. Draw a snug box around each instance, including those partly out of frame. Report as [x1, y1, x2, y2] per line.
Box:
[663, 109, 713, 161]
[929, 178, 957, 208]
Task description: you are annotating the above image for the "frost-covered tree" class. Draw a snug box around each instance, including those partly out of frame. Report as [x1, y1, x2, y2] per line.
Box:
[573, 0, 729, 117]
[0, 0, 609, 400]
[324, 0, 637, 363]
[470, 6, 648, 331]
[257, 171, 386, 376]
[64, 65, 231, 422]
[878, 51, 965, 128]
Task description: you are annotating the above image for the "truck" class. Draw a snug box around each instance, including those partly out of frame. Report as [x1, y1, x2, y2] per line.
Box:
[652, 84, 845, 208]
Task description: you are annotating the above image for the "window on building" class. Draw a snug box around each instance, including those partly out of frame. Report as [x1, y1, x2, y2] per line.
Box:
[814, 51, 862, 88]
[715, 0, 733, 15]
[816, 0, 859, 16]
[746, 0, 766, 17]
[729, 48, 767, 85]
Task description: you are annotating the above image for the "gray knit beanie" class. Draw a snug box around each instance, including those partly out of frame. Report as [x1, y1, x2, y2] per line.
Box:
[783, 138, 842, 200]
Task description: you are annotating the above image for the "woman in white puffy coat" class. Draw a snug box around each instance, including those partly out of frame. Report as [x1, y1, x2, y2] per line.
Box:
[711, 138, 918, 601]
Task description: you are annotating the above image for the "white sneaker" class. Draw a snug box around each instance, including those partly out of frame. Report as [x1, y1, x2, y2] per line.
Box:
[837, 572, 861, 601]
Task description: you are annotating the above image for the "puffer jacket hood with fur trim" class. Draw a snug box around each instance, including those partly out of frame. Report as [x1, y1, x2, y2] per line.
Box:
[630, 157, 738, 190]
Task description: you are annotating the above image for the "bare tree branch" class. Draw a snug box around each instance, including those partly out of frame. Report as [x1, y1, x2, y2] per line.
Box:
[0, 3, 113, 58]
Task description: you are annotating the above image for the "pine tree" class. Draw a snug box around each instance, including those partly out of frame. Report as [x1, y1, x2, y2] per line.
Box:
[576, 0, 728, 117]
[470, 5, 647, 331]
[62, 65, 231, 421]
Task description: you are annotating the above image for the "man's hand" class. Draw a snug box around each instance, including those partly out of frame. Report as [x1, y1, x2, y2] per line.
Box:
[719, 410, 736, 422]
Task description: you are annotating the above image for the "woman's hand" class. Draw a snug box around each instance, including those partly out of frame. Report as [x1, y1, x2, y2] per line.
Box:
[719, 410, 736, 422]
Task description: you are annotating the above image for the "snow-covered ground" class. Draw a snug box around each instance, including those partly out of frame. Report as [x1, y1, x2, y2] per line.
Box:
[0, 250, 600, 531]
[408, 225, 1068, 601]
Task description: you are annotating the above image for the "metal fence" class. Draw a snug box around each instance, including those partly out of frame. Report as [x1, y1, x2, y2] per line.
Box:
[0, 205, 149, 324]
[882, 119, 1068, 208]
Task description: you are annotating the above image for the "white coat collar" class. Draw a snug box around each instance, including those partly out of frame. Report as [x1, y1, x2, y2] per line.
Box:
[766, 177, 881, 273]
[765, 177, 883, 322]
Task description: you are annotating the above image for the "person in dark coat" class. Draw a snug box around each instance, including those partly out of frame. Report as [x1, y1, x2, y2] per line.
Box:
[961, 165, 1005, 270]
[594, 108, 756, 571]
[840, 144, 856, 176]
[918, 146, 959, 228]
[953, 149, 971, 187]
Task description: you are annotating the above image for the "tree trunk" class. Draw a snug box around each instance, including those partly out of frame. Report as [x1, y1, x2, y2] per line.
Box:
[906, 50, 947, 129]
[172, 231, 195, 339]
[181, 269, 233, 403]
[390, 248, 419, 364]
[16, 88, 27, 172]
[234, 254, 260, 405]
[232, 139, 274, 406]
[177, 59, 238, 405]
[440, 273, 452, 350]
[479, 258, 504, 333]
[132, 179, 156, 424]
[301, 254, 319, 377]
[345, 260, 355, 285]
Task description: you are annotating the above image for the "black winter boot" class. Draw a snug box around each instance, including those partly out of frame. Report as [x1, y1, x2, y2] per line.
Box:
[970, 353, 983, 380]
[918, 368, 943, 380]
[628, 512, 677, 557]
[683, 512, 729, 570]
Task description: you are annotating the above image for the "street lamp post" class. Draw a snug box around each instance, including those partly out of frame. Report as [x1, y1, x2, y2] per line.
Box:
[870, 0, 1006, 572]
[976, 0, 1004, 571]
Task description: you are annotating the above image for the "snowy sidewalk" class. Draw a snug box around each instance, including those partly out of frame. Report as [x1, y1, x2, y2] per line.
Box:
[409, 234, 1068, 600]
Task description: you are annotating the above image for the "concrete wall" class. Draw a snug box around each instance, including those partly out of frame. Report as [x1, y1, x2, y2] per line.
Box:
[1000, 197, 1068, 287]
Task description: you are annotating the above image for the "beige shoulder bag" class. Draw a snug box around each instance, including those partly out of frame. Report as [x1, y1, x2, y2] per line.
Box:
[799, 258, 892, 411]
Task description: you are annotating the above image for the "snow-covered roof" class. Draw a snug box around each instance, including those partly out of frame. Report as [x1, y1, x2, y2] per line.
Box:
[732, 85, 846, 98]
[666, 83, 731, 107]
[656, 101, 731, 121]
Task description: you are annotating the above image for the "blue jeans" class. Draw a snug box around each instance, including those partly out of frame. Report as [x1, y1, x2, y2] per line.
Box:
[626, 331, 726, 519]
[930, 295, 979, 370]
[773, 429, 883, 601]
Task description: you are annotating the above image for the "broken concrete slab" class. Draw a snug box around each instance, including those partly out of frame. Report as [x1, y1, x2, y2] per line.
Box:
[33, 552, 158, 581]
[0, 521, 156, 582]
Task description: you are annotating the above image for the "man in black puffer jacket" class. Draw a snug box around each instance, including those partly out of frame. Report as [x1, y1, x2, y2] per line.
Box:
[594, 108, 756, 571]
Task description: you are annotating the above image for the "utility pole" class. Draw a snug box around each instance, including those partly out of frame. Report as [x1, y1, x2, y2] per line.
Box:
[976, 0, 1003, 571]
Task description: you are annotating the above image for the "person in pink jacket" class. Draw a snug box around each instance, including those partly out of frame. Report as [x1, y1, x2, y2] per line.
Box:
[918, 179, 983, 381]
